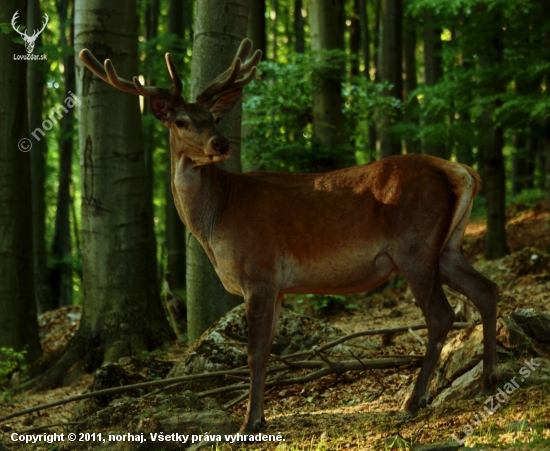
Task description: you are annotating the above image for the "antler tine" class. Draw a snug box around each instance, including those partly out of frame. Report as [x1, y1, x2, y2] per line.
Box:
[79, 48, 183, 101]
[104, 60, 147, 96]
[79, 49, 142, 96]
[165, 53, 183, 98]
[196, 39, 262, 106]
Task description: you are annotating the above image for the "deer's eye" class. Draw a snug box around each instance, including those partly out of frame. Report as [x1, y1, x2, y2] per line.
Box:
[215, 117, 220, 125]
[175, 120, 188, 129]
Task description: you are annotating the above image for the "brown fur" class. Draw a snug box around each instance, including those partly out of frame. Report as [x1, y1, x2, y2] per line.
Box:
[79, 43, 498, 435]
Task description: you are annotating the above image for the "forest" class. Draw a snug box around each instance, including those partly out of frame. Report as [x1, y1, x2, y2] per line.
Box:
[1, 0, 550, 449]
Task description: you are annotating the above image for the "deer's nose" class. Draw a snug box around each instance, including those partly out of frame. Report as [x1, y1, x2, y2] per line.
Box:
[208, 136, 230, 155]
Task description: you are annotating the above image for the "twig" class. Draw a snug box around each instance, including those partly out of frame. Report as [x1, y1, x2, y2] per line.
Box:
[408, 328, 426, 346]
[282, 322, 470, 360]
[223, 391, 249, 410]
[196, 356, 423, 398]
[0, 321, 443, 424]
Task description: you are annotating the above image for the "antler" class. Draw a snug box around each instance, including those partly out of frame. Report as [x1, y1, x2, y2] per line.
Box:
[196, 38, 262, 107]
[28, 13, 48, 40]
[11, 11, 26, 39]
[78, 49, 183, 101]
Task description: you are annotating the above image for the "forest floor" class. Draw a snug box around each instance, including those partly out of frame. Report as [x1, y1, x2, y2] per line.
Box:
[1, 198, 550, 451]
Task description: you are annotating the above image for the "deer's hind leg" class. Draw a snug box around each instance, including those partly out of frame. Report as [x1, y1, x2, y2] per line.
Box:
[439, 247, 499, 393]
[393, 250, 456, 419]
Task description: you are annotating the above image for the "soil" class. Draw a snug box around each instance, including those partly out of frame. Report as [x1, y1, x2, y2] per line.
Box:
[1, 200, 549, 451]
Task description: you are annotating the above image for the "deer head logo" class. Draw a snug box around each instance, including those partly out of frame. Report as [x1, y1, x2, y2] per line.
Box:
[11, 10, 48, 54]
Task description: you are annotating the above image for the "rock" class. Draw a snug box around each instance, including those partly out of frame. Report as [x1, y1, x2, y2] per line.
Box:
[432, 360, 483, 406]
[412, 441, 461, 451]
[71, 392, 235, 451]
[511, 308, 550, 344]
[169, 304, 349, 381]
[496, 316, 529, 349]
[439, 325, 484, 382]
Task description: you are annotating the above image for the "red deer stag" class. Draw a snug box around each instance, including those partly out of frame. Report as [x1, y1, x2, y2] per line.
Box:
[79, 39, 498, 434]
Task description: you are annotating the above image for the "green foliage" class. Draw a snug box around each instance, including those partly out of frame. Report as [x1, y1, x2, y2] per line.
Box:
[295, 294, 353, 316]
[0, 347, 27, 389]
[243, 51, 398, 173]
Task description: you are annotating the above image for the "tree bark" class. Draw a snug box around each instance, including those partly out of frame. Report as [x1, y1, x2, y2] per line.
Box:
[294, 0, 305, 53]
[27, 0, 54, 313]
[403, 5, 420, 154]
[73, 0, 174, 366]
[350, 0, 361, 77]
[248, 0, 267, 56]
[51, 0, 75, 309]
[479, 15, 508, 260]
[422, 10, 445, 158]
[186, 0, 249, 344]
[0, 0, 42, 362]
[359, 0, 377, 158]
[165, 0, 187, 292]
[310, 0, 347, 170]
[379, 0, 403, 158]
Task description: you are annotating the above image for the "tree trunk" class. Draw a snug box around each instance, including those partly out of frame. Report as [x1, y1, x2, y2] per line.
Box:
[422, 10, 445, 158]
[350, 0, 361, 77]
[359, 0, 377, 158]
[51, 0, 75, 309]
[294, 0, 305, 53]
[27, 0, 54, 313]
[186, 0, 248, 344]
[480, 16, 508, 260]
[72, 0, 174, 368]
[403, 5, 420, 154]
[310, 0, 347, 170]
[248, 0, 267, 56]
[271, 0, 278, 60]
[0, 0, 42, 362]
[165, 0, 187, 292]
[379, 0, 403, 158]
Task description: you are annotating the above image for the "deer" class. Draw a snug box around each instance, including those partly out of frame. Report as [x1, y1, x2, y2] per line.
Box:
[78, 38, 498, 434]
[11, 10, 48, 54]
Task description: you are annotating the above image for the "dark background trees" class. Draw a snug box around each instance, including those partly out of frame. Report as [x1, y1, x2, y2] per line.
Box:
[1, 0, 549, 374]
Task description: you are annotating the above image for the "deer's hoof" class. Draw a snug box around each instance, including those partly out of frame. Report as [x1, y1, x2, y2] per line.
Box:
[482, 368, 499, 394]
[239, 420, 262, 435]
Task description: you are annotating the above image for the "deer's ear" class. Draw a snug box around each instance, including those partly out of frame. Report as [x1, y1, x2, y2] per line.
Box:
[210, 89, 242, 118]
[151, 98, 169, 123]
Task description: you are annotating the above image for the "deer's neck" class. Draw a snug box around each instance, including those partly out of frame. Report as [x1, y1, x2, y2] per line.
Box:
[171, 157, 231, 246]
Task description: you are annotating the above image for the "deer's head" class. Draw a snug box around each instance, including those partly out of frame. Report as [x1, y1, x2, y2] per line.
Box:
[79, 39, 261, 166]
[11, 11, 48, 54]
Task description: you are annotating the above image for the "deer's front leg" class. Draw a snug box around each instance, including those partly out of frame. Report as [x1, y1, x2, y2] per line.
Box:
[240, 286, 281, 434]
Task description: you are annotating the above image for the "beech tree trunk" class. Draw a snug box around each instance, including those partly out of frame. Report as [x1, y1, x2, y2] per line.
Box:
[294, 0, 305, 53]
[359, 0, 377, 158]
[0, 0, 42, 362]
[403, 6, 420, 154]
[28, 0, 54, 313]
[186, 0, 248, 344]
[480, 15, 508, 260]
[165, 0, 187, 292]
[248, 0, 267, 56]
[423, 10, 445, 158]
[69, 0, 174, 371]
[310, 0, 347, 170]
[51, 0, 75, 308]
[379, 0, 403, 158]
